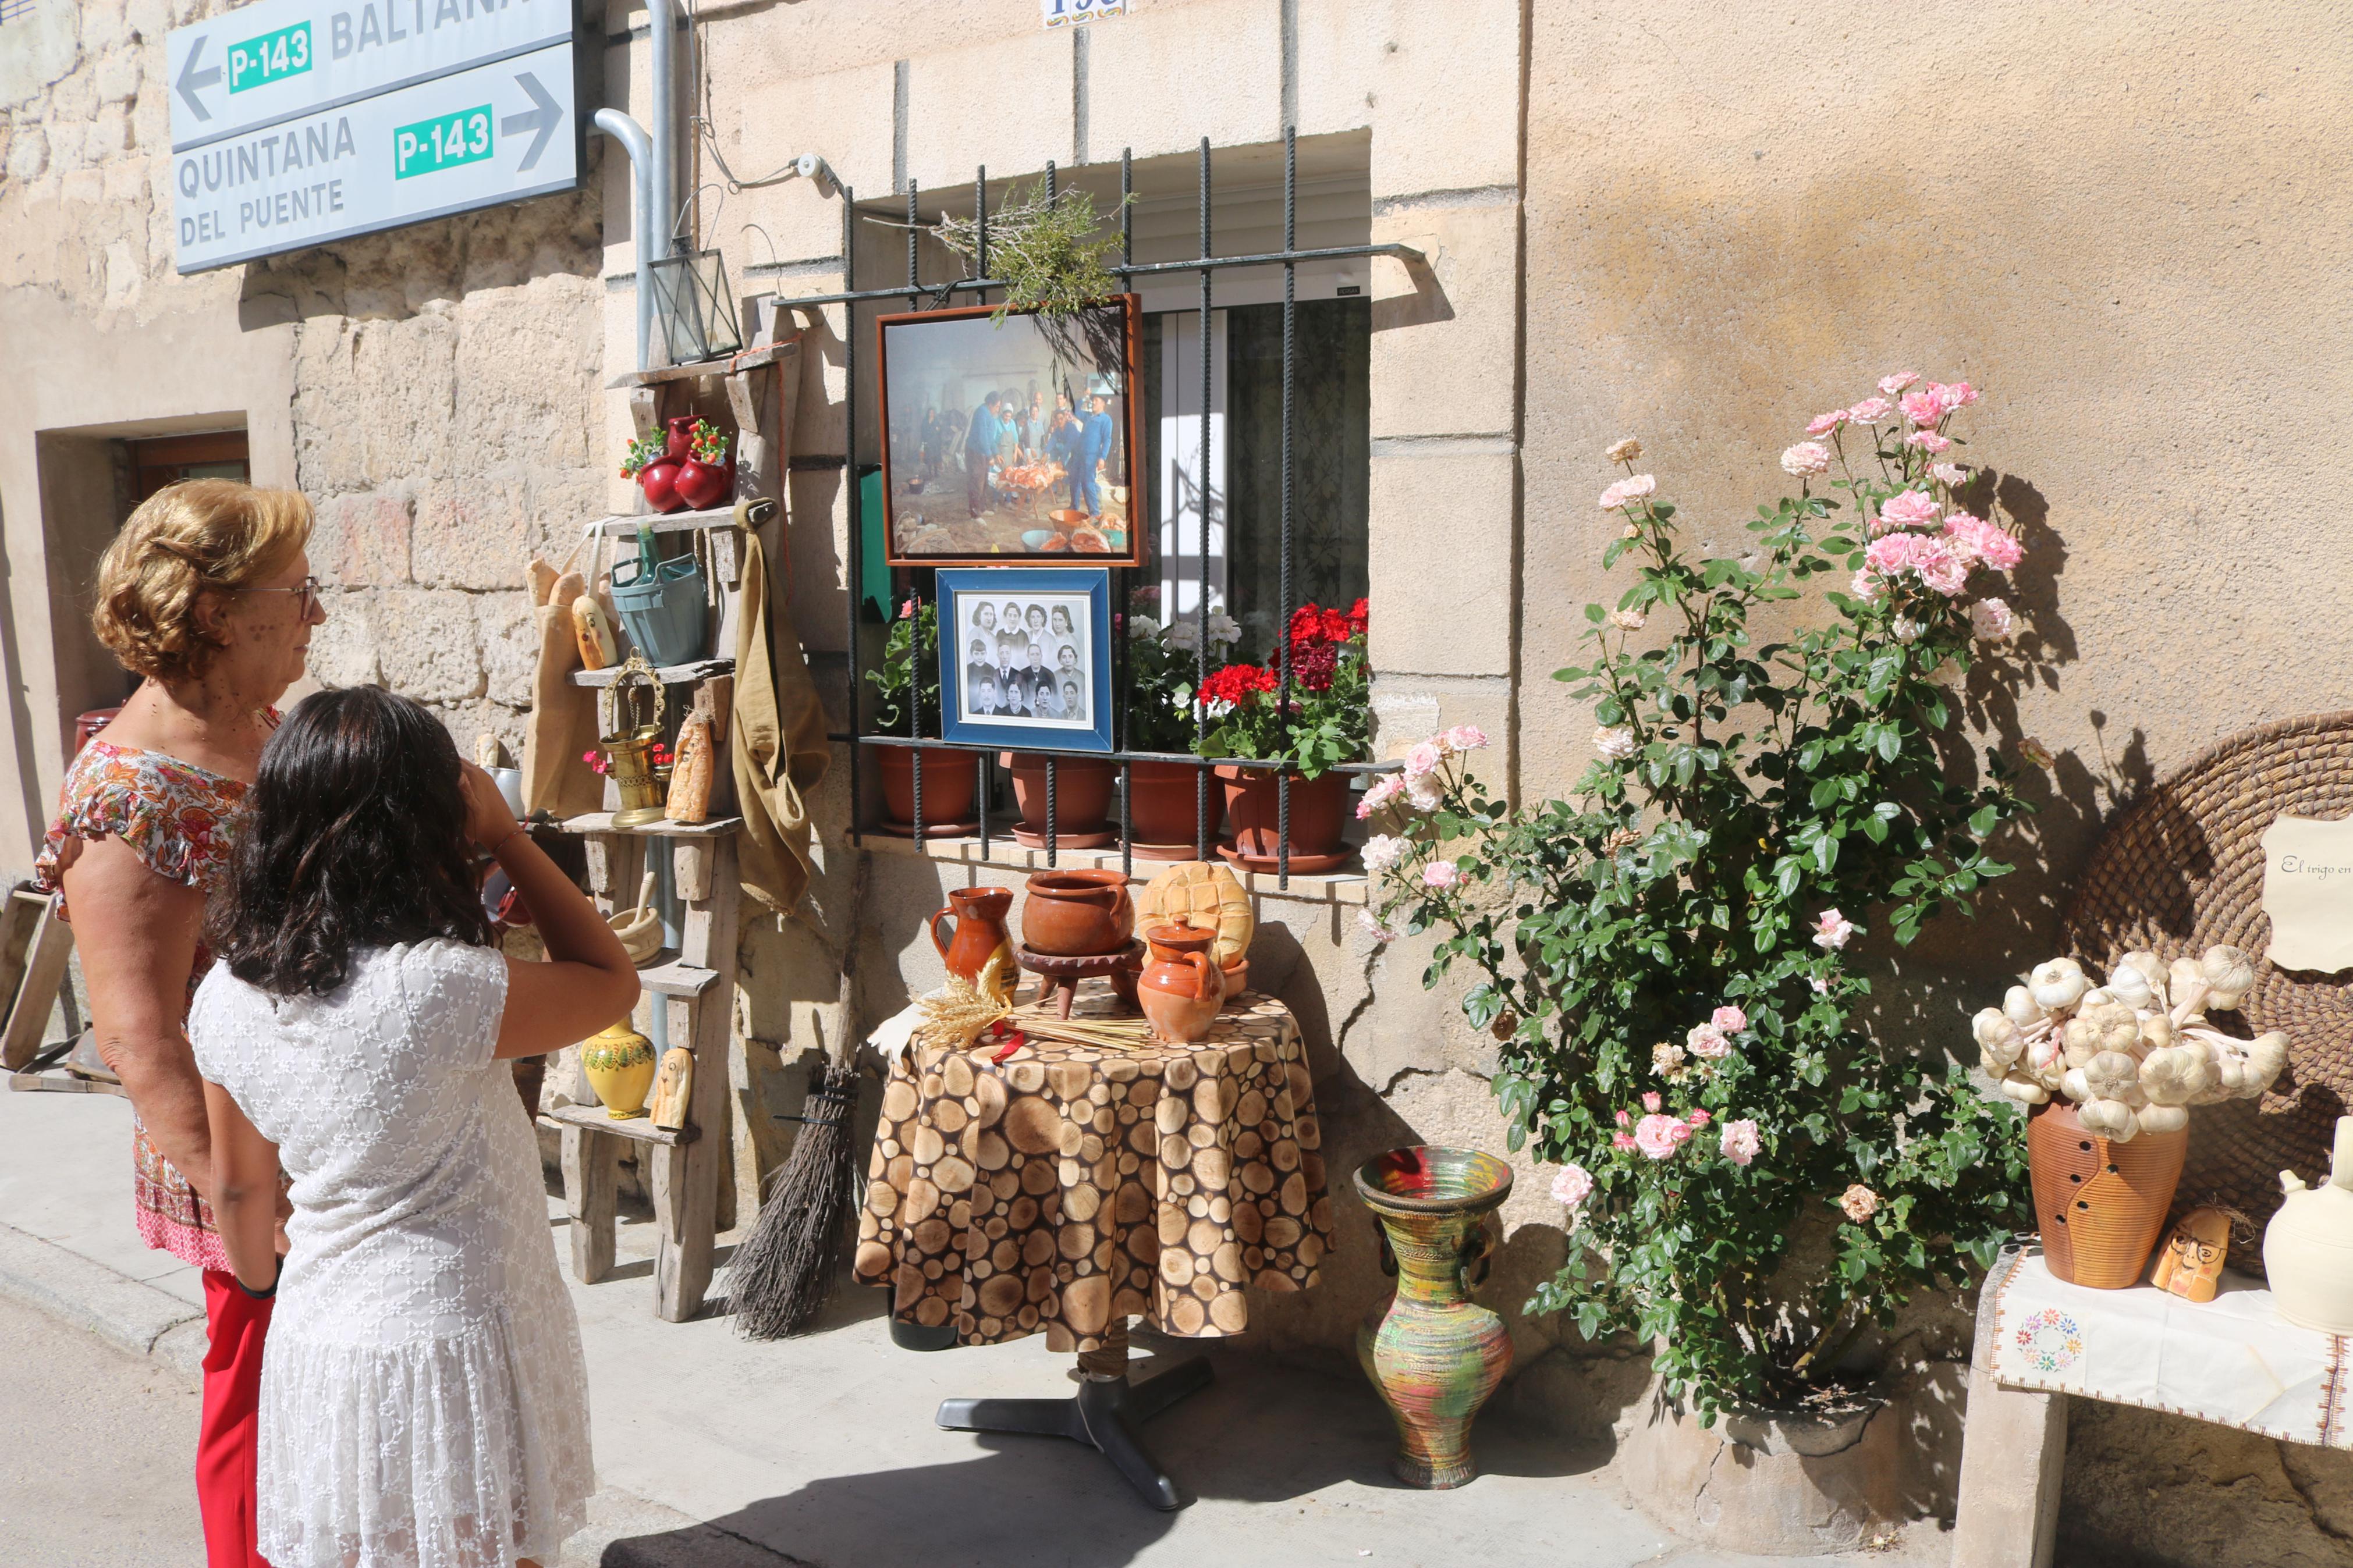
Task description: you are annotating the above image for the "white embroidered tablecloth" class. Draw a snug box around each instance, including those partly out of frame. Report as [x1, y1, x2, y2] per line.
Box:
[1986, 1245, 2353, 1447]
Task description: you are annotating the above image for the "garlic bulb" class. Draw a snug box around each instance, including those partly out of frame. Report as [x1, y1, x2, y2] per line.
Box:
[1999, 1075, 2052, 1105]
[2061, 1067, 2092, 1103]
[2120, 951, 2169, 998]
[2083, 1050, 2141, 1103]
[2138, 1103, 2189, 1134]
[2169, 957, 2212, 1022]
[2078, 1098, 2141, 1141]
[2081, 1001, 2141, 1055]
[1974, 1009, 2024, 1067]
[2201, 945, 2256, 1011]
[2138, 1045, 2213, 1106]
[2138, 1012, 2175, 1051]
[2245, 1031, 2289, 1091]
[2062, 1016, 2104, 1069]
[2029, 958, 2091, 1012]
[2003, 986, 2045, 1027]
[2105, 961, 2156, 1009]
[2026, 1031, 2065, 1076]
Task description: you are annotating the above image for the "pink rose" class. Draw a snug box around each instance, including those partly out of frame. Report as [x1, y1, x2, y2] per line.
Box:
[1355, 908, 1401, 943]
[1813, 909, 1855, 950]
[1931, 462, 1969, 488]
[1944, 514, 2022, 571]
[1360, 834, 1407, 874]
[1720, 1118, 1761, 1166]
[1443, 724, 1489, 752]
[1901, 389, 1944, 428]
[1879, 371, 1921, 396]
[1642, 1092, 1663, 1113]
[1550, 1162, 1594, 1212]
[1969, 597, 2017, 642]
[1615, 1108, 1632, 1127]
[1904, 431, 1953, 453]
[1356, 774, 1403, 820]
[1612, 1132, 1638, 1151]
[1878, 490, 1942, 532]
[1633, 1114, 1686, 1160]
[1929, 379, 1978, 413]
[1686, 1108, 1712, 1129]
[1912, 538, 1968, 596]
[1711, 1005, 1748, 1033]
[1780, 441, 1833, 478]
[1850, 568, 1882, 602]
[1598, 474, 1658, 511]
[1806, 410, 1848, 436]
[1840, 1183, 1880, 1223]
[1404, 741, 1443, 778]
[1421, 861, 1460, 890]
[1685, 1022, 1730, 1060]
[1846, 396, 1894, 424]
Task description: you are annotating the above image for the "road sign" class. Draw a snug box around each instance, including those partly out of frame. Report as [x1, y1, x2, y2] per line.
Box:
[171, 41, 576, 273]
[165, 0, 581, 272]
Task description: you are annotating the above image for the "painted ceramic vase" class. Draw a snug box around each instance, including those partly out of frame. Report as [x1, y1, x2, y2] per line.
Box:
[674, 454, 733, 510]
[1020, 869, 1134, 957]
[1136, 922, 1225, 1043]
[929, 886, 1015, 1001]
[582, 1018, 658, 1119]
[2265, 1116, 2353, 1333]
[1353, 1146, 1516, 1488]
[2027, 1097, 2186, 1287]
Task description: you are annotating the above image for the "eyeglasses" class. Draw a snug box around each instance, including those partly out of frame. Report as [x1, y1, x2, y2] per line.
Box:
[237, 577, 326, 616]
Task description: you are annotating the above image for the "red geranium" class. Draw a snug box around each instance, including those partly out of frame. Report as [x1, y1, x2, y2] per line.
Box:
[1199, 662, 1279, 707]
[1293, 641, 1340, 693]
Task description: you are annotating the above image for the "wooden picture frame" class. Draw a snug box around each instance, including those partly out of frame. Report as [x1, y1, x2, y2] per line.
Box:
[876, 296, 1144, 568]
[936, 567, 1114, 753]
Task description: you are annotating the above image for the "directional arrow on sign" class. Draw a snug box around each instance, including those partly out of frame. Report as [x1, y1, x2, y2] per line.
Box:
[501, 72, 561, 173]
[175, 35, 222, 122]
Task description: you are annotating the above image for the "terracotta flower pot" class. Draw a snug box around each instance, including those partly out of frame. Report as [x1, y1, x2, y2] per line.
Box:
[674, 456, 732, 511]
[1126, 759, 1220, 858]
[1000, 751, 1116, 849]
[875, 744, 979, 836]
[1215, 765, 1352, 873]
[1353, 1146, 1515, 1488]
[2028, 1097, 2188, 1287]
[1019, 869, 1135, 957]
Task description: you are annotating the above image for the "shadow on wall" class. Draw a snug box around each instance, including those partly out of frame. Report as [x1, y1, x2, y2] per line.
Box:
[0, 495, 50, 858]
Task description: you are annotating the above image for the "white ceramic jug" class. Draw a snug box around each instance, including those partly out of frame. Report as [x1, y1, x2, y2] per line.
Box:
[2264, 1116, 2353, 1334]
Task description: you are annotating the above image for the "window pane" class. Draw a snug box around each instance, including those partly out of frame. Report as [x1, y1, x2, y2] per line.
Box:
[1225, 298, 1369, 651]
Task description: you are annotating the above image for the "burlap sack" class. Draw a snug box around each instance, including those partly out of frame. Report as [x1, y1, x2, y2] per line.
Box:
[523, 564, 607, 820]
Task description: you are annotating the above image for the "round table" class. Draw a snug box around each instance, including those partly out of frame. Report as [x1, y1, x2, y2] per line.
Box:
[855, 982, 1332, 1505]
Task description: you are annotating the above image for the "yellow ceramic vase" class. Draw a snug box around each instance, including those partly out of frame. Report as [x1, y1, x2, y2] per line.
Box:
[582, 1019, 658, 1119]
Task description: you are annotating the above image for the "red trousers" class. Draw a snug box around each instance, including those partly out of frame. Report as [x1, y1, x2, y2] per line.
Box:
[198, 1269, 275, 1568]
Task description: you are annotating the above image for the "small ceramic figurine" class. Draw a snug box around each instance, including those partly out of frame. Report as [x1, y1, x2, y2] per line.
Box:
[572, 592, 618, 670]
[2149, 1207, 2231, 1302]
[648, 1047, 694, 1131]
[2265, 1117, 2353, 1334]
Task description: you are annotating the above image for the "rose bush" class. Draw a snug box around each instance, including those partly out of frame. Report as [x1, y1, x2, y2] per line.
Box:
[1362, 384, 2036, 1418]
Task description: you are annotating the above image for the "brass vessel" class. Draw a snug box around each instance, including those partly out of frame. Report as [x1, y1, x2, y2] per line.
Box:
[598, 652, 669, 829]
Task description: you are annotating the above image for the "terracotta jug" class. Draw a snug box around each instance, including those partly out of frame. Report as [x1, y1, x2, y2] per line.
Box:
[2265, 1116, 2353, 1333]
[930, 886, 1015, 1002]
[1137, 922, 1225, 1043]
[1020, 869, 1135, 957]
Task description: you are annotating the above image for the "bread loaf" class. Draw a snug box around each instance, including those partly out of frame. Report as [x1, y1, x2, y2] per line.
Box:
[665, 717, 714, 823]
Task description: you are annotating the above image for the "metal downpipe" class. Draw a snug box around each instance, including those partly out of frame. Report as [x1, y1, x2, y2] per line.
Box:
[591, 108, 655, 372]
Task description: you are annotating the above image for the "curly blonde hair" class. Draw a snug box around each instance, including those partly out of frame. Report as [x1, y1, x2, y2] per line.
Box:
[91, 480, 314, 684]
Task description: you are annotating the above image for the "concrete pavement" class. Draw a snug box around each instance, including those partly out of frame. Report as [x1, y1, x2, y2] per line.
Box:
[0, 1086, 1943, 1568]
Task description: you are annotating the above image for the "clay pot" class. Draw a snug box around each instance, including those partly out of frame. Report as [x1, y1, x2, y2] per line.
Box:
[581, 1018, 658, 1119]
[1353, 1146, 1515, 1488]
[636, 457, 686, 513]
[1019, 869, 1134, 957]
[929, 886, 1014, 998]
[1000, 751, 1116, 849]
[662, 414, 697, 460]
[674, 456, 732, 511]
[876, 744, 978, 835]
[2028, 1097, 2187, 1287]
[1215, 765, 1353, 873]
[1136, 922, 1225, 1043]
[1126, 759, 1219, 858]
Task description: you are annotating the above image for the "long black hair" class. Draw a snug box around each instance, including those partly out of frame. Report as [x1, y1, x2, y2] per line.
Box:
[211, 686, 493, 997]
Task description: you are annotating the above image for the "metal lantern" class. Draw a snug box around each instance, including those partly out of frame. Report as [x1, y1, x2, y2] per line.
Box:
[648, 248, 741, 366]
[598, 652, 670, 828]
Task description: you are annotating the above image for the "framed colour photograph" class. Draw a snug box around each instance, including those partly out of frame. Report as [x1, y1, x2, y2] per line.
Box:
[936, 567, 1113, 754]
[876, 296, 1144, 567]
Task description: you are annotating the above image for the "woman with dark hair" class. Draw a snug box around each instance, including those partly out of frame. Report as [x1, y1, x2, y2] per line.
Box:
[190, 687, 634, 1568]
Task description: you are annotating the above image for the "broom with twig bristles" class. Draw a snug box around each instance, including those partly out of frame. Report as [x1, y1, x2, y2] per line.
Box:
[730, 1052, 863, 1340]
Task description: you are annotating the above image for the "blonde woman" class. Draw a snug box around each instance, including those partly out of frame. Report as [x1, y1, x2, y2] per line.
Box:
[34, 479, 324, 1567]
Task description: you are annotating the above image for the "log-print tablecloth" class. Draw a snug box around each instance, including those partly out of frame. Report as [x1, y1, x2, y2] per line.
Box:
[855, 986, 1332, 1351]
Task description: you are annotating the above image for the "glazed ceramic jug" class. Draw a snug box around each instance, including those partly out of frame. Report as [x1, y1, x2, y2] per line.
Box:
[1136, 922, 1225, 1043]
[1353, 1146, 1516, 1488]
[2265, 1115, 2353, 1333]
[1020, 869, 1134, 957]
[581, 1018, 658, 1119]
[931, 886, 1015, 1002]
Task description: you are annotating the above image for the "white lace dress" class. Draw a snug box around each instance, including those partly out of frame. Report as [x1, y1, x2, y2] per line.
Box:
[190, 940, 594, 1568]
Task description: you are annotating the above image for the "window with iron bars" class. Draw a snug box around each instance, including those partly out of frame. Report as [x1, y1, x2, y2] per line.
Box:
[804, 130, 1408, 888]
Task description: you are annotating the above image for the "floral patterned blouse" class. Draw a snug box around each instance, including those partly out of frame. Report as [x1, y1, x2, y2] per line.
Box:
[34, 739, 253, 1274]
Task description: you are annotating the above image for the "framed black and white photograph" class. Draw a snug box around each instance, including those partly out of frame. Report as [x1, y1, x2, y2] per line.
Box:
[936, 567, 1113, 753]
[876, 297, 1144, 567]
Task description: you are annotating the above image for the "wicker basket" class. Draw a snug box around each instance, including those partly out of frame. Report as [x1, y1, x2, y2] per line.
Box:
[2063, 710, 2353, 1266]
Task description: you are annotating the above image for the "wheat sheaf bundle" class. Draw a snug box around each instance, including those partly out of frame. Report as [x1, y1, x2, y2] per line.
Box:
[917, 954, 1153, 1053]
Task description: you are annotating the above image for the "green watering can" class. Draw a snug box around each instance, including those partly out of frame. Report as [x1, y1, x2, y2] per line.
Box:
[609, 524, 707, 666]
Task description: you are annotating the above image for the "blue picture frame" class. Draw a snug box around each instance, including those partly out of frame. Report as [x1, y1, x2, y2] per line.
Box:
[937, 567, 1114, 754]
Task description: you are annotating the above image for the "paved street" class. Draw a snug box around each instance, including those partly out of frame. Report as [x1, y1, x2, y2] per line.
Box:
[0, 1290, 207, 1567]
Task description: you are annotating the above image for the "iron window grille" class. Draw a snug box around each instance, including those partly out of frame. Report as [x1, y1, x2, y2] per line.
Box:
[794, 130, 1414, 888]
